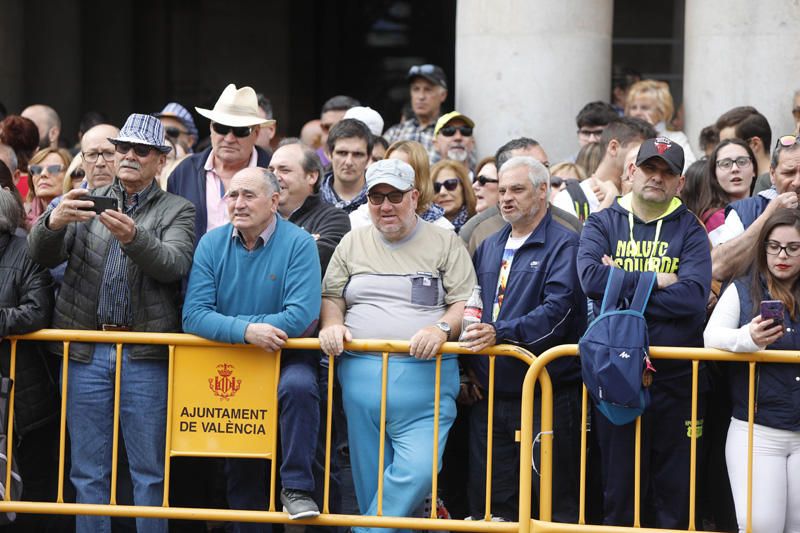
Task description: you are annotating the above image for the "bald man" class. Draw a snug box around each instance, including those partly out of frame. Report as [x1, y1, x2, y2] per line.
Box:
[80, 124, 119, 189]
[22, 104, 61, 150]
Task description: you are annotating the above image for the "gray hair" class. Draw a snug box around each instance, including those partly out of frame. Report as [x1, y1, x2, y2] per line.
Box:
[0, 189, 23, 233]
[771, 138, 800, 170]
[0, 144, 18, 172]
[258, 168, 280, 195]
[499, 156, 550, 191]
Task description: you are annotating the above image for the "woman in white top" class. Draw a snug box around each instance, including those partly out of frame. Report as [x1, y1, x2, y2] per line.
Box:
[704, 208, 800, 533]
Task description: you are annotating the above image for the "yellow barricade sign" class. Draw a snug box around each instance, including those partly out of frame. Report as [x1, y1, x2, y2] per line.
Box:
[169, 345, 280, 458]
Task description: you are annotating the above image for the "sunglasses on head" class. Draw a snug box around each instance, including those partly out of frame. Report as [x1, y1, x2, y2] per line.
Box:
[114, 142, 156, 157]
[439, 125, 473, 137]
[211, 122, 253, 138]
[408, 64, 436, 76]
[433, 178, 460, 193]
[29, 164, 63, 176]
[777, 135, 800, 148]
[164, 126, 188, 139]
[473, 174, 498, 186]
[367, 189, 410, 205]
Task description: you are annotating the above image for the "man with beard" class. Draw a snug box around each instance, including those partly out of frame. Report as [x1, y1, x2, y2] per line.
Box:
[21, 104, 61, 149]
[432, 111, 476, 171]
[460, 155, 584, 522]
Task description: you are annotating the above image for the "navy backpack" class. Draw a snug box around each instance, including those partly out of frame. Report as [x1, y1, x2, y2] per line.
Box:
[579, 267, 657, 425]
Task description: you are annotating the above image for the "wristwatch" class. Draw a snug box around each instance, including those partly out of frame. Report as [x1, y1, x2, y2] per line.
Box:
[435, 322, 451, 338]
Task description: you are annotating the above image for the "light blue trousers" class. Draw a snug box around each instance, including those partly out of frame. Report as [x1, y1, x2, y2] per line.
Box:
[338, 353, 458, 533]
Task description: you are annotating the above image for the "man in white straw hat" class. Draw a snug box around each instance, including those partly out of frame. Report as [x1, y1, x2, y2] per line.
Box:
[167, 83, 274, 240]
[29, 113, 196, 533]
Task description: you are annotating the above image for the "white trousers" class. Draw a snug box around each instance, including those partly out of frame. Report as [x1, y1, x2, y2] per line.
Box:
[726, 417, 800, 533]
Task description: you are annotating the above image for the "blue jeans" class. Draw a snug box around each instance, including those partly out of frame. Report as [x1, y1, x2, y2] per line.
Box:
[339, 353, 459, 533]
[66, 343, 167, 533]
[224, 351, 320, 533]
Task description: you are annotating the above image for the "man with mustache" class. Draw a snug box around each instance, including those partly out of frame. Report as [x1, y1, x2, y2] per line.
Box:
[28, 113, 195, 533]
[432, 111, 476, 171]
[577, 137, 711, 529]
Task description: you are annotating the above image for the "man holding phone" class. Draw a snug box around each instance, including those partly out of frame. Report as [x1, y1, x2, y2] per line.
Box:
[28, 113, 195, 533]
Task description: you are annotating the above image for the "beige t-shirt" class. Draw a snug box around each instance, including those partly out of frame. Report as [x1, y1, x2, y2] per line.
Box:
[323, 218, 476, 342]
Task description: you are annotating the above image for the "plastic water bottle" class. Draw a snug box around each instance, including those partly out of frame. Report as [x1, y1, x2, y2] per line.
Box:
[459, 285, 483, 341]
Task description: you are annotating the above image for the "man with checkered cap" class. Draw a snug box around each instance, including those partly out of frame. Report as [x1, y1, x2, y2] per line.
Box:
[319, 158, 476, 529]
[29, 113, 196, 533]
[577, 137, 712, 528]
[154, 101, 198, 153]
[167, 84, 274, 240]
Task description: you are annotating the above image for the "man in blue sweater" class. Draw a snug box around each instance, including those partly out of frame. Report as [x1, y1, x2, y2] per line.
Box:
[577, 137, 711, 529]
[461, 156, 585, 522]
[183, 167, 322, 526]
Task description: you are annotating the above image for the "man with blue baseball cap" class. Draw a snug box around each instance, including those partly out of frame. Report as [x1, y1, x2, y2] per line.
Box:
[29, 113, 196, 533]
[154, 102, 198, 153]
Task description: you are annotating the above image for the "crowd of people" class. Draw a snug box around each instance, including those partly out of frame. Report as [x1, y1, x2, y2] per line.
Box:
[1, 64, 800, 533]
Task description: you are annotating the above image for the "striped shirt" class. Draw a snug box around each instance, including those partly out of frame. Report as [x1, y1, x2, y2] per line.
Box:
[96, 180, 155, 327]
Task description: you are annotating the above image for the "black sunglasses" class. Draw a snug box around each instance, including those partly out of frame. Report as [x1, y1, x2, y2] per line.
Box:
[71, 168, 86, 180]
[212, 122, 253, 138]
[433, 178, 460, 193]
[550, 176, 565, 188]
[439, 125, 473, 137]
[164, 126, 188, 139]
[114, 142, 156, 157]
[367, 190, 410, 205]
[473, 175, 498, 186]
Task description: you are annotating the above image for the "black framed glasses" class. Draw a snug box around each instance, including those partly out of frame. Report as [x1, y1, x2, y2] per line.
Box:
[29, 164, 63, 176]
[433, 178, 460, 193]
[716, 156, 753, 170]
[439, 125, 473, 137]
[114, 142, 156, 157]
[82, 149, 116, 163]
[164, 126, 188, 139]
[211, 122, 254, 138]
[473, 175, 498, 186]
[765, 240, 800, 257]
[367, 189, 410, 205]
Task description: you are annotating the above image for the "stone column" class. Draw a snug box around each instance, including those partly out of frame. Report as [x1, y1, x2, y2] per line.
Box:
[455, 0, 614, 164]
[684, 0, 800, 154]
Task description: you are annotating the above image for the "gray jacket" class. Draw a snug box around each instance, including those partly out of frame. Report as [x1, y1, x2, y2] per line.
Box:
[28, 179, 196, 362]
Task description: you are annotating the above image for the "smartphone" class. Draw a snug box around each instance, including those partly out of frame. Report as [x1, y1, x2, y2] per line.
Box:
[760, 300, 785, 329]
[79, 195, 118, 215]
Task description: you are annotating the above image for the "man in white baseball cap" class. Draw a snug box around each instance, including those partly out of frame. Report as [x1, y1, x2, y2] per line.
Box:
[167, 84, 276, 240]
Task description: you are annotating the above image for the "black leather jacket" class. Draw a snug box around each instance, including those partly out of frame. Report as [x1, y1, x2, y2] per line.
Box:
[0, 232, 58, 436]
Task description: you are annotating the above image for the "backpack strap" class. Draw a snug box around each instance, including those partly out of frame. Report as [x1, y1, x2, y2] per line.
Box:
[565, 179, 590, 223]
[630, 272, 657, 314]
[599, 267, 625, 314]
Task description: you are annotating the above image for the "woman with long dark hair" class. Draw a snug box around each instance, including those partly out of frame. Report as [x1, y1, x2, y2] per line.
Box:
[704, 208, 800, 532]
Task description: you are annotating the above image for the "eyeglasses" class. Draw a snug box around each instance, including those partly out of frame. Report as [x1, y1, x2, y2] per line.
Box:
[114, 142, 156, 157]
[211, 122, 253, 138]
[408, 64, 436, 76]
[577, 128, 604, 138]
[473, 175, 498, 186]
[716, 156, 752, 170]
[793, 107, 800, 118]
[29, 164, 64, 176]
[439, 125, 473, 137]
[777, 135, 800, 148]
[164, 126, 188, 139]
[82, 149, 116, 163]
[765, 240, 800, 257]
[433, 178, 460, 193]
[367, 189, 410, 205]
[70, 168, 86, 180]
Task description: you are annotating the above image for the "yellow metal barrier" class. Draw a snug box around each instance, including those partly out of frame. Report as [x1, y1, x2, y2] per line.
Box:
[519, 344, 800, 533]
[1, 329, 536, 532]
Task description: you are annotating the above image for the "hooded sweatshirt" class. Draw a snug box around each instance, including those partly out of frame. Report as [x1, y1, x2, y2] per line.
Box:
[577, 194, 711, 381]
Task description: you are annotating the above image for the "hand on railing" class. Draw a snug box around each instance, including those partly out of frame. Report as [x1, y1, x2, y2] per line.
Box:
[244, 323, 288, 352]
[409, 326, 447, 360]
[459, 323, 496, 353]
[318, 325, 352, 357]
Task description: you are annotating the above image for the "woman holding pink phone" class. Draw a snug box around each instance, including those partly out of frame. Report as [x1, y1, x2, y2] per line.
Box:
[704, 208, 800, 532]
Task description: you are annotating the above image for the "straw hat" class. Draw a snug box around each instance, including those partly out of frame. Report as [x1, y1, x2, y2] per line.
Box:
[195, 84, 276, 128]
